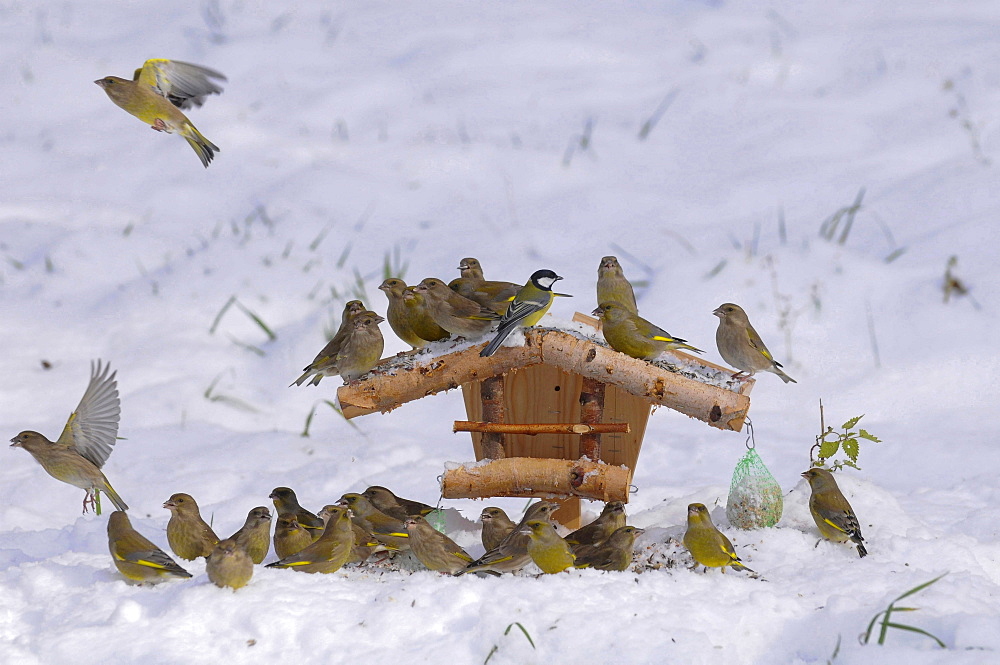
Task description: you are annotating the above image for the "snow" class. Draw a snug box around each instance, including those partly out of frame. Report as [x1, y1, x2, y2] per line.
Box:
[3, 1, 1000, 663]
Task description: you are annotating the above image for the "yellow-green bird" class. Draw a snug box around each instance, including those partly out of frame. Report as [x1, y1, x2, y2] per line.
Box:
[206, 538, 254, 590]
[449, 258, 520, 315]
[227, 506, 272, 565]
[574, 525, 643, 572]
[273, 514, 314, 560]
[480, 269, 565, 357]
[713, 303, 796, 383]
[405, 516, 474, 574]
[362, 486, 436, 521]
[291, 300, 366, 386]
[379, 279, 428, 349]
[266, 505, 354, 574]
[683, 503, 754, 574]
[107, 510, 191, 583]
[566, 501, 627, 551]
[802, 468, 867, 558]
[319, 504, 379, 565]
[480, 507, 517, 552]
[524, 520, 575, 574]
[596, 256, 638, 315]
[401, 286, 450, 343]
[294, 310, 384, 385]
[10, 360, 127, 514]
[164, 493, 219, 560]
[459, 501, 557, 576]
[593, 302, 703, 360]
[413, 278, 498, 339]
[338, 493, 410, 551]
[269, 487, 325, 540]
[95, 59, 226, 167]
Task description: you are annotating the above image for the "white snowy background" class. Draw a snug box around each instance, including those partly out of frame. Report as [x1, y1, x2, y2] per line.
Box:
[2, 1, 999, 663]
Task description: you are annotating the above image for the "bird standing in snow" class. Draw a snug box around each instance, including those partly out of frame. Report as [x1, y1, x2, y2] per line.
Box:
[683, 503, 754, 574]
[802, 468, 868, 558]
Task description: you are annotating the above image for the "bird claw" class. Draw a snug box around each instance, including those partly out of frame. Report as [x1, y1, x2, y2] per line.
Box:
[151, 118, 168, 132]
[82, 492, 96, 514]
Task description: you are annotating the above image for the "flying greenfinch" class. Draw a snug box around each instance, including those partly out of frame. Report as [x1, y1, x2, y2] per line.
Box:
[592, 302, 703, 360]
[10, 359, 127, 514]
[449, 258, 520, 315]
[380, 278, 429, 349]
[574, 526, 643, 571]
[266, 505, 354, 574]
[269, 487, 325, 540]
[291, 300, 366, 386]
[405, 516, 474, 574]
[596, 256, 638, 314]
[164, 493, 219, 560]
[459, 501, 557, 576]
[480, 507, 517, 552]
[95, 59, 226, 167]
[683, 503, 754, 574]
[413, 278, 498, 339]
[362, 486, 436, 521]
[400, 286, 450, 343]
[481, 270, 565, 357]
[273, 514, 314, 560]
[294, 310, 384, 385]
[337, 493, 410, 551]
[228, 506, 272, 565]
[802, 468, 867, 557]
[566, 501, 627, 551]
[524, 519, 575, 574]
[318, 504, 379, 564]
[713, 303, 796, 383]
[206, 538, 254, 590]
[107, 510, 191, 583]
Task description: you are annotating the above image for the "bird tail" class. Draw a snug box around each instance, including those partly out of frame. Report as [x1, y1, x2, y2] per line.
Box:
[853, 539, 868, 558]
[101, 480, 129, 512]
[182, 124, 220, 168]
[773, 364, 796, 383]
[675, 343, 705, 355]
[480, 321, 518, 357]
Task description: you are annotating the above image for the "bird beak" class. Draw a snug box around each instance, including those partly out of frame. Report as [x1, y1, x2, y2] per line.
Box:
[800, 471, 810, 479]
[555, 275, 563, 281]
[374, 315, 385, 323]
[94, 79, 105, 88]
[378, 284, 389, 291]
[9, 437, 21, 447]
[458, 263, 468, 270]
[634, 528, 646, 536]
[590, 306, 603, 317]
[712, 307, 724, 317]
[163, 500, 176, 509]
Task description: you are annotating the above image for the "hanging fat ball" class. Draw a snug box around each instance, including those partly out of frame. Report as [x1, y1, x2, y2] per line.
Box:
[802, 468, 867, 558]
[10, 359, 127, 514]
[480, 270, 565, 357]
[596, 256, 638, 314]
[592, 302, 703, 360]
[291, 300, 366, 386]
[713, 303, 795, 383]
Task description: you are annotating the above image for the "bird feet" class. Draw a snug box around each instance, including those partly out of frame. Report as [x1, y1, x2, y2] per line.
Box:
[82, 491, 97, 514]
[151, 118, 168, 132]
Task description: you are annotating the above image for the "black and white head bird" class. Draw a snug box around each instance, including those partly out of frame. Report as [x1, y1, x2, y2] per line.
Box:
[480, 269, 566, 357]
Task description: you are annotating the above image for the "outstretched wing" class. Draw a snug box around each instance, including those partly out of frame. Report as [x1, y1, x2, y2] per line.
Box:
[57, 360, 120, 468]
[135, 59, 226, 110]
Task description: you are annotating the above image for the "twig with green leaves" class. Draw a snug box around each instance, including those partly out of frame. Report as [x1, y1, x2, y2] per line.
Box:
[810, 400, 881, 471]
[860, 574, 947, 648]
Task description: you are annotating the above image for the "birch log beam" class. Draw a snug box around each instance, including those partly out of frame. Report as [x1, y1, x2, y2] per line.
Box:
[441, 457, 631, 503]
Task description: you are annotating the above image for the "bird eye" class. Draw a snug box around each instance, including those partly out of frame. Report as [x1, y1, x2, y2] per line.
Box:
[105, 78, 114, 85]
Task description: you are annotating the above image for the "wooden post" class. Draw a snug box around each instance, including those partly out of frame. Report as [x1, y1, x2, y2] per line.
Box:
[481, 375, 505, 459]
[579, 377, 605, 462]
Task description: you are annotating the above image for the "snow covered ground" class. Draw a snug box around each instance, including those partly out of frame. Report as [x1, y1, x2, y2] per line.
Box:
[2, 1, 999, 663]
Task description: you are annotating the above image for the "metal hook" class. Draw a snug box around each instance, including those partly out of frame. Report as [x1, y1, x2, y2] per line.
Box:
[629, 484, 639, 494]
[745, 417, 756, 450]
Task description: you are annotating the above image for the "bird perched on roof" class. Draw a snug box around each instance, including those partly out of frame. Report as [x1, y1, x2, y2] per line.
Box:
[566, 501, 627, 553]
[107, 511, 191, 583]
[449, 258, 520, 315]
[682, 503, 754, 574]
[480, 507, 517, 552]
[574, 526, 643, 571]
[319, 504, 379, 565]
[269, 487, 324, 540]
[206, 538, 254, 590]
[291, 300, 366, 386]
[380, 279, 428, 349]
[294, 310, 384, 385]
[338, 493, 410, 551]
[10, 360, 127, 514]
[459, 501, 557, 576]
[592, 302, 703, 360]
[227, 506, 272, 565]
[362, 486, 436, 521]
[273, 514, 314, 560]
[164, 493, 219, 560]
[413, 278, 498, 339]
[94, 59, 226, 167]
[802, 468, 867, 558]
[400, 286, 450, 344]
[480, 270, 565, 357]
[713, 303, 795, 383]
[524, 519, 575, 574]
[405, 516, 473, 574]
[266, 505, 354, 574]
[596, 256, 638, 314]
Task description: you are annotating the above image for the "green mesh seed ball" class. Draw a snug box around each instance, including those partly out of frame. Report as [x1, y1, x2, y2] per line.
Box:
[727, 448, 783, 529]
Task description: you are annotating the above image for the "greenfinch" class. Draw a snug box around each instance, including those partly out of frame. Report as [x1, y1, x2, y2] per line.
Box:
[291, 300, 366, 386]
[319, 504, 379, 564]
[413, 278, 498, 339]
[228, 506, 272, 565]
[449, 258, 520, 315]
[164, 493, 219, 560]
[107, 511, 191, 583]
[524, 520, 575, 574]
[95, 59, 226, 167]
[596, 256, 638, 314]
[362, 486, 436, 521]
[206, 538, 254, 590]
[400, 287, 451, 343]
[379, 279, 428, 349]
[593, 302, 704, 360]
[294, 310, 384, 385]
[269, 487, 325, 540]
[802, 468, 867, 557]
[574, 526, 643, 571]
[405, 516, 474, 574]
[713, 303, 796, 383]
[266, 505, 354, 574]
[480, 507, 517, 552]
[273, 514, 314, 560]
[683, 503, 754, 574]
[459, 501, 557, 576]
[480, 270, 565, 357]
[338, 493, 410, 551]
[566, 501, 627, 551]
[10, 360, 127, 514]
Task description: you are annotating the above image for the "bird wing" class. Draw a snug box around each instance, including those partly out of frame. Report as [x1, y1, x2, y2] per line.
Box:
[57, 360, 120, 468]
[117, 548, 187, 574]
[744, 327, 775, 362]
[135, 59, 226, 110]
[498, 297, 546, 328]
[645, 321, 685, 344]
[821, 509, 863, 539]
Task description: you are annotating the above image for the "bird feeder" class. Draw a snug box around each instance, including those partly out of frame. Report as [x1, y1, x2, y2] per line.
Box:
[337, 315, 753, 528]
